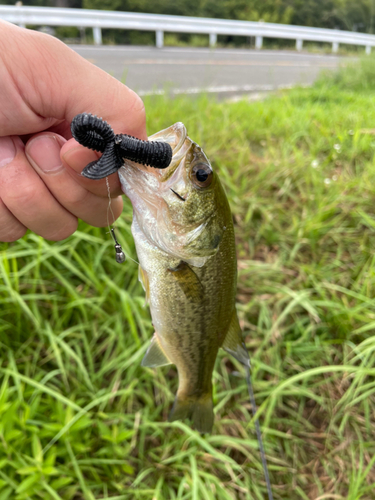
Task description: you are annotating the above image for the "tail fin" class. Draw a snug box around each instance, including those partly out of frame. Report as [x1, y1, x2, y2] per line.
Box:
[169, 393, 214, 434]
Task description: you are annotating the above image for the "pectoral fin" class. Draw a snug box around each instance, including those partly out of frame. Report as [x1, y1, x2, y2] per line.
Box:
[221, 310, 250, 367]
[168, 261, 204, 301]
[141, 334, 172, 368]
[138, 266, 150, 304]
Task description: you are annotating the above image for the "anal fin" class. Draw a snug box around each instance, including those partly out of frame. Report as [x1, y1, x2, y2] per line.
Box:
[221, 310, 250, 367]
[141, 334, 172, 368]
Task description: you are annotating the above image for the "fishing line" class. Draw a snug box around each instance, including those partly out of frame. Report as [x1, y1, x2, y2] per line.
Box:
[245, 364, 274, 500]
[106, 176, 116, 230]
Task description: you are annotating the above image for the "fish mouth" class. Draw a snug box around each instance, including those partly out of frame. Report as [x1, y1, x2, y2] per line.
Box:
[170, 188, 186, 202]
[147, 123, 192, 179]
[118, 122, 192, 215]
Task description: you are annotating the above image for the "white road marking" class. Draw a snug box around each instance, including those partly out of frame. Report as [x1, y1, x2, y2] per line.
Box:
[121, 58, 336, 67]
[71, 45, 341, 60]
[137, 83, 299, 96]
[159, 48, 340, 59]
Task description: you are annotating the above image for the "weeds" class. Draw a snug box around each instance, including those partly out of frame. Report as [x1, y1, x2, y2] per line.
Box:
[317, 53, 375, 91]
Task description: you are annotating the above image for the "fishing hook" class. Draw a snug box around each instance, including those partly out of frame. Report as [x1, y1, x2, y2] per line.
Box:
[71, 113, 173, 179]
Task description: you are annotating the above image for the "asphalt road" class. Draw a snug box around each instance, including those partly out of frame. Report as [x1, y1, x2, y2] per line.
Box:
[70, 45, 342, 97]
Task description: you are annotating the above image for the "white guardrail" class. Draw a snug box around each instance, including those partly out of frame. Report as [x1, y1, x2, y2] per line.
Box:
[1, 5, 375, 53]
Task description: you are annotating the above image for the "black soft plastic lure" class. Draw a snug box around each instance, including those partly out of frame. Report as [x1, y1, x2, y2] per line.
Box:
[70, 113, 173, 179]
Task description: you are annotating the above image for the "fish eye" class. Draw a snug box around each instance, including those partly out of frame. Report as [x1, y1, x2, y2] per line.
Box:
[191, 163, 213, 188]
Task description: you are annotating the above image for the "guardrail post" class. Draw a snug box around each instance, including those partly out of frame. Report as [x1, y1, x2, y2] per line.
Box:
[156, 30, 164, 48]
[332, 41, 339, 53]
[296, 39, 303, 51]
[209, 33, 217, 47]
[15, 1, 26, 28]
[255, 36, 263, 49]
[93, 26, 102, 45]
[366, 45, 372, 55]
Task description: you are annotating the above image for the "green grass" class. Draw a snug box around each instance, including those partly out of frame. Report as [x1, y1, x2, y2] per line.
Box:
[317, 55, 375, 91]
[2, 60, 375, 499]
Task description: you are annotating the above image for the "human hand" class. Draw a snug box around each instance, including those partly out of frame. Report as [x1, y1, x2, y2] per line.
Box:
[0, 21, 146, 242]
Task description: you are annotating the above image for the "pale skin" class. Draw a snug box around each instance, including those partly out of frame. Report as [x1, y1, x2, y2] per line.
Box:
[0, 20, 147, 242]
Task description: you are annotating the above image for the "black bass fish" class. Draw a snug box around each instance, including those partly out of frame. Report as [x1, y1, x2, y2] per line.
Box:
[71, 114, 273, 497]
[70, 115, 249, 433]
[117, 123, 249, 433]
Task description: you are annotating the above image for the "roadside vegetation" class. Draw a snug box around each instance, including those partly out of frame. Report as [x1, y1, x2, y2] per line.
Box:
[1, 56, 375, 499]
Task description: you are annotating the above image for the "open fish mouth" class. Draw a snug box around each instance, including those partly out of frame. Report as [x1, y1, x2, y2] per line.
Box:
[117, 122, 191, 195]
[117, 122, 194, 210]
[118, 123, 193, 216]
[141, 122, 192, 180]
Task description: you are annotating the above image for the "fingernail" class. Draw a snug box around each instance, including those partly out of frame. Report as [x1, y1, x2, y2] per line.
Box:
[0, 137, 16, 168]
[27, 134, 65, 173]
